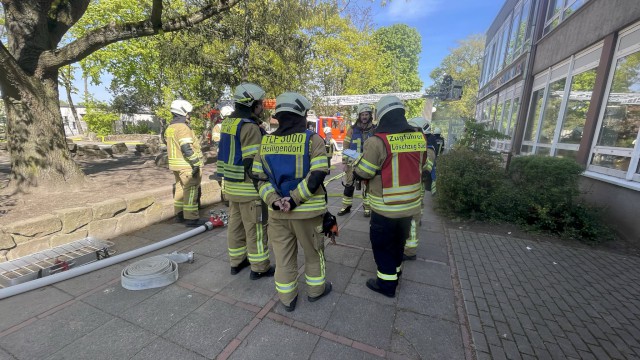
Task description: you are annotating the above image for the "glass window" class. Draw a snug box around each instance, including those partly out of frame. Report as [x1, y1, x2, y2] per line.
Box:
[536, 146, 551, 155]
[509, 97, 521, 138]
[559, 69, 597, 144]
[521, 144, 534, 154]
[500, 99, 512, 134]
[591, 154, 631, 171]
[524, 89, 545, 141]
[539, 78, 567, 144]
[507, 7, 521, 64]
[556, 148, 578, 160]
[494, 102, 503, 131]
[497, 21, 511, 71]
[596, 51, 640, 149]
[519, 0, 532, 49]
[543, 0, 588, 36]
[546, 0, 562, 22]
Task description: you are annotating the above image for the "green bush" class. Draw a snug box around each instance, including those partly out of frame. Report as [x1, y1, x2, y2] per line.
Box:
[436, 150, 613, 243]
[434, 148, 504, 219]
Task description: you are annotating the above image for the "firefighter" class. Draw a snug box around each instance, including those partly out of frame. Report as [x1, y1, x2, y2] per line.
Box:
[353, 96, 428, 297]
[253, 92, 332, 312]
[403, 117, 436, 261]
[217, 83, 274, 279]
[165, 100, 206, 227]
[212, 105, 234, 145]
[433, 127, 445, 156]
[338, 103, 376, 217]
[323, 127, 337, 173]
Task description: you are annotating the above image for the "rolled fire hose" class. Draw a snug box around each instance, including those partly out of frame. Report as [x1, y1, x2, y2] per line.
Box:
[0, 222, 214, 300]
[121, 252, 194, 290]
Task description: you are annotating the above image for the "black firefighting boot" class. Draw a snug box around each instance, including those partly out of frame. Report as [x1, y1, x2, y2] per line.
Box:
[308, 282, 333, 302]
[175, 212, 185, 223]
[403, 254, 417, 261]
[250, 266, 275, 280]
[230, 258, 251, 275]
[337, 206, 351, 216]
[366, 278, 396, 298]
[283, 296, 298, 312]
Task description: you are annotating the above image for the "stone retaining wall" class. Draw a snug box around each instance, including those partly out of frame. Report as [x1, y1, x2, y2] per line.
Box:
[103, 134, 159, 142]
[0, 181, 222, 262]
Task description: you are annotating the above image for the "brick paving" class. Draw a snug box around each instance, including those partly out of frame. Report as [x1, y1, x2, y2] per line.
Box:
[1, 163, 639, 359]
[0, 169, 466, 359]
[451, 229, 640, 360]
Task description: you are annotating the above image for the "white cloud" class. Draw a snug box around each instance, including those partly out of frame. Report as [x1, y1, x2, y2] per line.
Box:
[384, 0, 442, 22]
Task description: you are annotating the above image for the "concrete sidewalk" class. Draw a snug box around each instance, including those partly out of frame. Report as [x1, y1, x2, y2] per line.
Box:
[0, 167, 639, 359]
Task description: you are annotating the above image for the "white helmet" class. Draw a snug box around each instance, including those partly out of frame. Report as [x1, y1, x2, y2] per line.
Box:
[434, 127, 442, 135]
[357, 103, 373, 114]
[170, 100, 193, 116]
[274, 92, 312, 117]
[234, 83, 266, 107]
[220, 106, 234, 118]
[323, 127, 332, 134]
[375, 95, 404, 120]
[408, 117, 431, 134]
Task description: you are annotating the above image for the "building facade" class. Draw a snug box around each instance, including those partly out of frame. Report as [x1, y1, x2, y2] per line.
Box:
[478, 0, 640, 241]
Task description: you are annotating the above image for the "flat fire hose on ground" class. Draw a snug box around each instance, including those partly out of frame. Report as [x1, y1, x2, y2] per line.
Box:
[121, 251, 194, 290]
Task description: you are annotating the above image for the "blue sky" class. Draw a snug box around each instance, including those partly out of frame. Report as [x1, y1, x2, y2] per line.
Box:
[71, 0, 505, 103]
[364, 0, 504, 88]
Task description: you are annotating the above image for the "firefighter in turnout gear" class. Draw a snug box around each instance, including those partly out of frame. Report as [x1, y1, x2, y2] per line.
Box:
[217, 83, 274, 279]
[253, 92, 332, 312]
[353, 96, 429, 297]
[338, 104, 376, 217]
[402, 117, 436, 261]
[165, 100, 206, 227]
[323, 127, 337, 174]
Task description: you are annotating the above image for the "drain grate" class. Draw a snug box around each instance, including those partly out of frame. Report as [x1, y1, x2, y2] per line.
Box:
[0, 238, 114, 288]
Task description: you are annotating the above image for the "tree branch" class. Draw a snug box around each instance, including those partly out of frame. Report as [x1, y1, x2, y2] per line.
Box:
[0, 40, 36, 96]
[37, 0, 241, 72]
[48, 0, 92, 48]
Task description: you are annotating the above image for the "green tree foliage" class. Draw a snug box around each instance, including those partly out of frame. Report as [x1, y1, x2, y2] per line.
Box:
[429, 34, 485, 121]
[83, 102, 119, 136]
[455, 119, 510, 152]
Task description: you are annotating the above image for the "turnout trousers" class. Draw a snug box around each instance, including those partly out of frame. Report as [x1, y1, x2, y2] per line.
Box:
[227, 199, 270, 272]
[404, 190, 425, 257]
[370, 211, 412, 293]
[341, 164, 370, 211]
[269, 216, 326, 306]
[173, 169, 201, 220]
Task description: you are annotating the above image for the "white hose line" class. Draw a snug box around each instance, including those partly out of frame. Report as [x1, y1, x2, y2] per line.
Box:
[121, 256, 179, 290]
[0, 222, 214, 300]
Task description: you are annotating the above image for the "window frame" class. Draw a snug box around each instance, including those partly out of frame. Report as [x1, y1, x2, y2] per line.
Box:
[543, 0, 589, 36]
[588, 23, 640, 183]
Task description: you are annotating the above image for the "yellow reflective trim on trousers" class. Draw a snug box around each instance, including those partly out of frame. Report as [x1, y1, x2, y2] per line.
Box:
[275, 280, 298, 294]
[342, 197, 353, 205]
[305, 274, 325, 286]
[178, 137, 194, 145]
[169, 159, 191, 167]
[229, 246, 247, 256]
[296, 180, 312, 201]
[248, 250, 270, 262]
[377, 270, 398, 281]
[405, 219, 418, 247]
[396, 265, 402, 273]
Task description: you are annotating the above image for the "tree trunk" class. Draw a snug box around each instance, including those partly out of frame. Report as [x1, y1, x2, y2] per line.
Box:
[3, 72, 85, 192]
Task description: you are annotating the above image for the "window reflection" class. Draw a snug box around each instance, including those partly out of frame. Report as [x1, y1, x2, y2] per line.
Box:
[597, 51, 640, 149]
[509, 97, 520, 138]
[555, 148, 578, 160]
[591, 154, 631, 171]
[559, 69, 597, 144]
[525, 90, 544, 141]
[539, 78, 566, 144]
